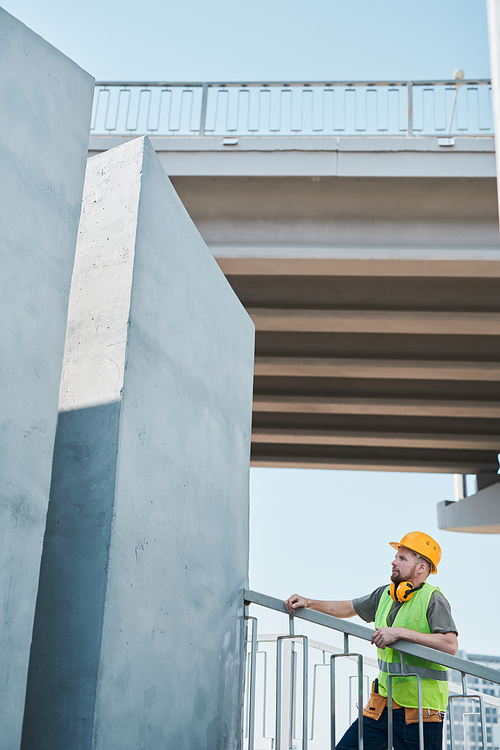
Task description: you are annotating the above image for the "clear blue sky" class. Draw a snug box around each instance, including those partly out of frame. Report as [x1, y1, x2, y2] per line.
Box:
[1, 0, 491, 82]
[3, 0, 498, 657]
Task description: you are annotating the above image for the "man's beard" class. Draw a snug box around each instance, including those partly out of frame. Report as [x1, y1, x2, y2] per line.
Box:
[391, 563, 418, 584]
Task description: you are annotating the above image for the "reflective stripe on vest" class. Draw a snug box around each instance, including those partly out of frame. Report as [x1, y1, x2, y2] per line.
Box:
[378, 659, 448, 681]
[374, 582, 449, 711]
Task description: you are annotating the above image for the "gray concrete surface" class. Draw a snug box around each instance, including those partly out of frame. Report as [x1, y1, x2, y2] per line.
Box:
[22, 137, 255, 750]
[0, 9, 94, 748]
[438, 482, 500, 533]
[89, 135, 496, 179]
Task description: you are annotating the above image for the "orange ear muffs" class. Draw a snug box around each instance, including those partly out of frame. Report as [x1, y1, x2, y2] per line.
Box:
[390, 581, 423, 603]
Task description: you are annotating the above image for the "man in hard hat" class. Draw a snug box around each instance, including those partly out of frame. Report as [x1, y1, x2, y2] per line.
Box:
[284, 532, 458, 750]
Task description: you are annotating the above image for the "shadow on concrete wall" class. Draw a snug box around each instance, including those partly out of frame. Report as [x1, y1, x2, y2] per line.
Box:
[22, 401, 121, 749]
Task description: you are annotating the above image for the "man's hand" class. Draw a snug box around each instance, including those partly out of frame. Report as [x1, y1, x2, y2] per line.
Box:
[284, 594, 309, 614]
[371, 627, 458, 655]
[371, 627, 403, 649]
[284, 595, 356, 618]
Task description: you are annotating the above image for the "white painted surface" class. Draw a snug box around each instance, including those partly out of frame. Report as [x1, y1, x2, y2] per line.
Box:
[0, 9, 94, 749]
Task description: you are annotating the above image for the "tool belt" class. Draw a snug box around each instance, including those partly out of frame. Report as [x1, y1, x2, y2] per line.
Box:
[363, 690, 444, 725]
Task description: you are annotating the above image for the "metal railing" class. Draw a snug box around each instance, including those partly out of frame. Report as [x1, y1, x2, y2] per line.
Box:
[91, 80, 493, 139]
[244, 590, 500, 750]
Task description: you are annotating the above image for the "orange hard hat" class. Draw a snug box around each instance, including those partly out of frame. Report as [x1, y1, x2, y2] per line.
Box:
[389, 531, 441, 574]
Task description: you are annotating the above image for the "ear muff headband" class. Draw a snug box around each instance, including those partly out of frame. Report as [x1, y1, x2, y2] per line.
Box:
[389, 581, 424, 603]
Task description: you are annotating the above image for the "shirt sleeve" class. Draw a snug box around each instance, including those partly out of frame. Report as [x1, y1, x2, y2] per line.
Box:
[353, 585, 387, 623]
[427, 591, 458, 634]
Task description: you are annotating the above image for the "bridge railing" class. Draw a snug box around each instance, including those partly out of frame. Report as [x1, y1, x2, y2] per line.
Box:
[243, 590, 500, 750]
[91, 80, 493, 138]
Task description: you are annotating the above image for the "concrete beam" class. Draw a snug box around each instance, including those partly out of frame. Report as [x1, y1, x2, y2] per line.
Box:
[248, 308, 500, 335]
[22, 137, 255, 750]
[251, 456, 498, 474]
[254, 356, 500, 381]
[438, 482, 500, 533]
[175, 175, 499, 253]
[88, 135, 496, 178]
[251, 428, 500, 450]
[217, 257, 500, 277]
[252, 396, 500, 419]
[0, 9, 93, 748]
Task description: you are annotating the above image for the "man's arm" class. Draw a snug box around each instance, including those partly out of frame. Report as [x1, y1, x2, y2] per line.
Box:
[284, 594, 356, 619]
[371, 627, 458, 655]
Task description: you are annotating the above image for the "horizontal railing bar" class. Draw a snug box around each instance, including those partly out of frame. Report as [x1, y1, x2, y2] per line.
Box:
[244, 589, 500, 685]
[95, 79, 491, 88]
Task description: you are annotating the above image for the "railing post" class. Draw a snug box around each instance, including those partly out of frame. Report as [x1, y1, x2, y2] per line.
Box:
[276, 637, 283, 750]
[407, 81, 413, 138]
[357, 654, 364, 750]
[400, 653, 424, 750]
[449, 672, 488, 750]
[302, 637, 309, 750]
[330, 654, 336, 750]
[387, 670, 394, 750]
[331, 651, 364, 750]
[199, 83, 209, 136]
[276, 634, 308, 750]
[244, 610, 258, 750]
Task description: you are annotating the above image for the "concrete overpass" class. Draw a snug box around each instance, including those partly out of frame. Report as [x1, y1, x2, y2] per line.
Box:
[89, 83, 500, 531]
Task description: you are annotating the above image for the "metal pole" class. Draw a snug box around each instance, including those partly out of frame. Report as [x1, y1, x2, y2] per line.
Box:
[407, 82, 413, 137]
[288, 615, 296, 749]
[276, 638, 283, 750]
[478, 695, 487, 750]
[400, 654, 424, 750]
[331, 652, 364, 750]
[447, 88, 458, 136]
[199, 83, 209, 136]
[416, 675, 424, 750]
[388, 673, 394, 750]
[302, 637, 309, 750]
[357, 654, 364, 750]
[330, 654, 336, 750]
[290, 643, 296, 750]
[245, 615, 258, 750]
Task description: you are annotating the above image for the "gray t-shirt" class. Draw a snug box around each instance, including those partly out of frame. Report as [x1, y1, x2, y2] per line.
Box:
[353, 585, 458, 633]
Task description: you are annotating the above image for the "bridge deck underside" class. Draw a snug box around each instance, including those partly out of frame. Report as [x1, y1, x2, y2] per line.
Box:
[217, 258, 500, 474]
[165, 169, 500, 475]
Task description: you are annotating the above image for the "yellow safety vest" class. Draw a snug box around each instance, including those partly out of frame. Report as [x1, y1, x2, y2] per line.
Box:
[374, 583, 449, 711]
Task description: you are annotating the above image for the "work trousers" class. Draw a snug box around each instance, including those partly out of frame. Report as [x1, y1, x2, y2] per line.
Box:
[336, 707, 443, 750]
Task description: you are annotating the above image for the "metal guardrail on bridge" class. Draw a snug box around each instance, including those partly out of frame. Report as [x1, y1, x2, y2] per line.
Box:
[91, 80, 493, 138]
[244, 590, 500, 750]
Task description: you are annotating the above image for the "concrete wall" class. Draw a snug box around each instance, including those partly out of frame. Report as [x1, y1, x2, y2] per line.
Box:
[0, 10, 94, 748]
[22, 137, 255, 750]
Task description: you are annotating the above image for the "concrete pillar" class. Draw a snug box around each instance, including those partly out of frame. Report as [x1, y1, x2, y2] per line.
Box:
[22, 137, 255, 750]
[0, 10, 94, 748]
